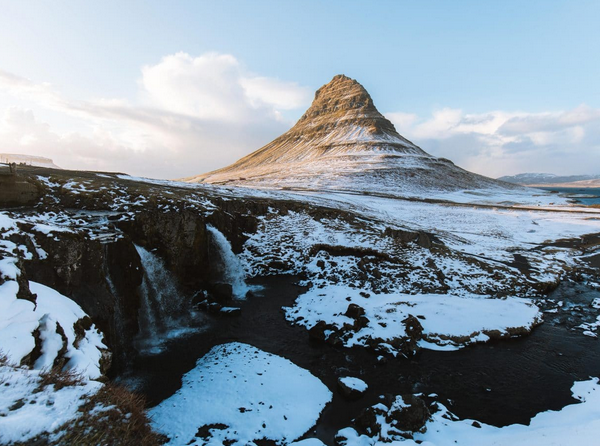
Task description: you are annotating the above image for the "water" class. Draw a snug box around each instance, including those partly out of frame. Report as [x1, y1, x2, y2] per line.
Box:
[206, 224, 258, 299]
[539, 187, 600, 205]
[119, 276, 600, 445]
[134, 245, 200, 354]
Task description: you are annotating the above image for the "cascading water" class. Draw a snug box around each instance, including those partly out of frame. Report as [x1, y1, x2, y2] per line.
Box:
[206, 225, 255, 299]
[134, 244, 197, 353]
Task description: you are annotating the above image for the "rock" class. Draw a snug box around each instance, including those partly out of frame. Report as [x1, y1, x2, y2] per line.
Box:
[192, 289, 207, 305]
[344, 303, 365, 319]
[337, 377, 368, 400]
[353, 315, 370, 331]
[219, 307, 242, 317]
[387, 394, 430, 432]
[400, 315, 424, 355]
[308, 320, 340, 344]
[354, 404, 387, 435]
[210, 283, 233, 302]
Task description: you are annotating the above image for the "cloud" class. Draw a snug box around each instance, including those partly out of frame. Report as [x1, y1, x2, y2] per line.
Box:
[0, 53, 311, 178]
[388, 105, 600, 177]
[2, 56, 599, 180]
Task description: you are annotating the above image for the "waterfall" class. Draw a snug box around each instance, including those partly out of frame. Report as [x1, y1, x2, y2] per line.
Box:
[206, 225, 254, 299]
[134, 245, 195, 353]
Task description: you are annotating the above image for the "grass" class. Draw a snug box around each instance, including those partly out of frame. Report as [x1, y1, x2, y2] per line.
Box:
[51, 383, 167, 446]
[36, 366, 84, 392]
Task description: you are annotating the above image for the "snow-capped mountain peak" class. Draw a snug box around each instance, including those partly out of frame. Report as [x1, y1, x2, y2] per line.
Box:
[186, 75, 525, 200]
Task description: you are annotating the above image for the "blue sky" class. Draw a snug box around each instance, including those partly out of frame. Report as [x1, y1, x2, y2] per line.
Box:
[0, 0, 599, 178]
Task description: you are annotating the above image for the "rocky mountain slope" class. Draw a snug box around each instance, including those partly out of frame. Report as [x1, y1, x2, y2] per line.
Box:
[187, 75, 525, 200]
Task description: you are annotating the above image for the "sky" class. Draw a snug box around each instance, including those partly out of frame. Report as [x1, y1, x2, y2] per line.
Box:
[0, 0, 599, 179]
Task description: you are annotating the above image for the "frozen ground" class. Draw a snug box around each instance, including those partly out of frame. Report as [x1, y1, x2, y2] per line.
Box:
[149, 342, 332, 446]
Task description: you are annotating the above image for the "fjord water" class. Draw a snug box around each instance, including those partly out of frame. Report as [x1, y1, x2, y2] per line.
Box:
[539, 187, 600, 205]
[118, 275, 600, 444]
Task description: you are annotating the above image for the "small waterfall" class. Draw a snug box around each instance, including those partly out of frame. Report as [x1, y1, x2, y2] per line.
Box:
[206, 225, 253, 299]
[134, 245, 195, 353]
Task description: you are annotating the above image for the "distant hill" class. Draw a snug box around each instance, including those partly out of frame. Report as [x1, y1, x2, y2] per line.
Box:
[0, 153, 61, 169]
[499, 173, 600, 186]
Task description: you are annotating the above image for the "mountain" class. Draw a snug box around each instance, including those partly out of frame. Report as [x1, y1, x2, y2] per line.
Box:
[186, 75, 521, 198]
[0, 153, 60, 169]
[499, 173, 600, 187]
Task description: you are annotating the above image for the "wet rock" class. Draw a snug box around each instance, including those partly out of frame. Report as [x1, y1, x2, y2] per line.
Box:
[209, 283, 233, 303]
[219, 307, 242, 317]
[192, 289, 207, 306]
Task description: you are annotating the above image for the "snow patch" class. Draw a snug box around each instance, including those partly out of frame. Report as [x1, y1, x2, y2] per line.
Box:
[149, 342, 332, 445]
[285, 285, 542, 352]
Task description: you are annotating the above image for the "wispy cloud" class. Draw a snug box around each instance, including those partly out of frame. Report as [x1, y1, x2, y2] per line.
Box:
[0, 52, 311, 179]
[1, 55, 598, 180]
[388, 105, 600, 177]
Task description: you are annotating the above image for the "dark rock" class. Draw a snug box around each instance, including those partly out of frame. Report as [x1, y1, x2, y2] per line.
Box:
[387, 395, 430, 432]
[209, 283, 233, 303]
[344, 303, 365, 319]
[192, 289, 207, 305]
[337, 377, 367, 400]
[309, 320, 339, 343]
[219, 307, 242, 317]
[195, 423, 228, 439]
[353, 316, 370, 331]
[400, 315, 424, 355]
[354, 404, 387, 435]
[267, 260, 288, 270]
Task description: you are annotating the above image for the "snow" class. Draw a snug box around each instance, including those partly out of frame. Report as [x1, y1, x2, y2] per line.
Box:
[149, 342, 332, 445]
[339, 377, 368, 393]
[0, 363, 101, 445]
[0, 280, 107, 379]
[285, 285, 541, 352]
[338, 378, 600, 446]
[290, 439, 327, 446]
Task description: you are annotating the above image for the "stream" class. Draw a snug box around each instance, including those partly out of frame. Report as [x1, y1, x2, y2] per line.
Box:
[115, 275, 600, 445]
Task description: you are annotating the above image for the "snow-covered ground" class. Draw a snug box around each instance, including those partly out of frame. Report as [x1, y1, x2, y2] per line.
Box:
[285, 285, 542, 354]
[0, 363, 102, 444]
[149, 342, 332, 445]
[0, 212, 109, 444]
